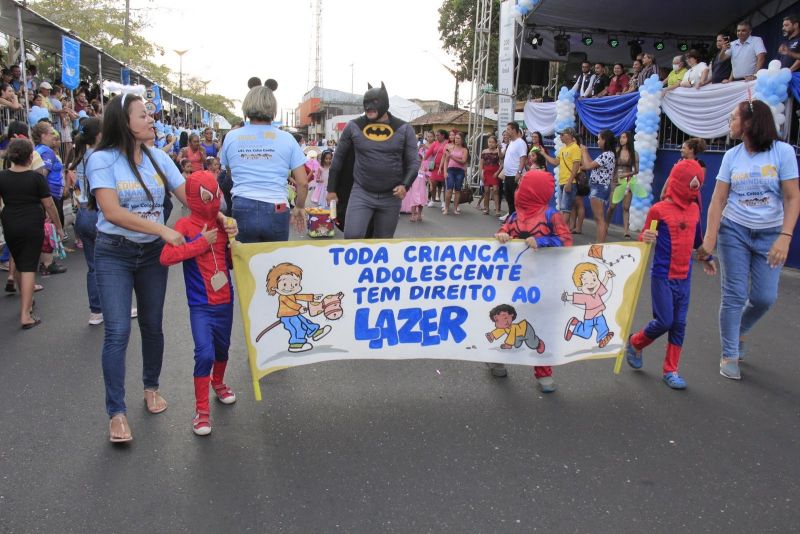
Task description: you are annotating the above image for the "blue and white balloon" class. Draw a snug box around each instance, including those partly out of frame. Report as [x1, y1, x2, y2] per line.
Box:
[552, 87, 577, 209]
[754, 60, 791, 132]
[628, 74, 664, 232]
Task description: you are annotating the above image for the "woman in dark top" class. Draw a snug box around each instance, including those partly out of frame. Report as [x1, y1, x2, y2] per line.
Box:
[0, 139, 63, 328]
[704, 33, 733, 85]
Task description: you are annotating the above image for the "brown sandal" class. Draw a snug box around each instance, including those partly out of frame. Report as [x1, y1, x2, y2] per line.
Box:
[144, 389, 168, 414]
[109, 414, 133, 443]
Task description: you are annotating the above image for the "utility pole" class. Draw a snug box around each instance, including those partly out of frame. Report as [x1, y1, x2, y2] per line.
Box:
[124, 0, 130, 47]
[174, 49, 189, 97]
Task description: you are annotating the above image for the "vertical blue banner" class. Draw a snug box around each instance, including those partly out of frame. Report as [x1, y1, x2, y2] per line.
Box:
[61, 36, 80, 90]
[152, 84, 162, 112]
[121, 68, 130, 85]
[203, 110, 210, 125]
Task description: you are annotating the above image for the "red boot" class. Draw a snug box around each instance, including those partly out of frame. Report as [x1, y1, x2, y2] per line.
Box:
[211, 361, 237, 405]
[193, 376, 212, 436]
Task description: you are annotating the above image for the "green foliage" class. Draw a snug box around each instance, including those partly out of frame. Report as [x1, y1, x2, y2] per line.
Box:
[438, 0, 501, 83]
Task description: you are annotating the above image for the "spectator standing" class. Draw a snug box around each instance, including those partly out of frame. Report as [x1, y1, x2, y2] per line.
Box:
[499, 122, 528, 220]
[425, 129, 447, 206]
[607, 131, 638, 238]
[542, 127, 581, 230]
[723, 20, 766, 82]
[702, 34, 733, 86]
[571, 61, 596, 98]
[200, 127, 219, 157]
[663, 55, 687, 91]
[603, 64, 629, 96]
[777, 14, 800, 71]
[699, 100, 799, 381]
[623, 60, 643, 93]
[580, 129, 616, 243]
[638, 53, 659, 86]
[591, 64, 610, 97]
[680, 50, 709, 89]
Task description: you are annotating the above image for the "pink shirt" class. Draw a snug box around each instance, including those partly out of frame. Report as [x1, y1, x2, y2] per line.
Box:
[572, 283, 607, 319]
[447, 147, 467, 170]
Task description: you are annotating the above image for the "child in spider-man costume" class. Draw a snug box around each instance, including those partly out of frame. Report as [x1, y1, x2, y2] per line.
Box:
[487, 161, 573, 393]
[160, 171, 236, 436]
[625, 159, 716, 390]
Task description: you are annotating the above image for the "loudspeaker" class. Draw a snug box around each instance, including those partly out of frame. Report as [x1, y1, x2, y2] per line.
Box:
[517, 59, 549, 86]
[564, 52, 588, 84]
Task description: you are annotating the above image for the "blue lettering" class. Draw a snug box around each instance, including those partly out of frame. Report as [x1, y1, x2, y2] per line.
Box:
[357, 268, 374, 284]
[397, 308, 423, 344]
[353, 287, 367, 304]
[403, 245, 417, 263]
[511, 286, 528, 303]
[419, 309, 441, 346]
[527, 286, 541, 303]
[329, 247, 345, 265]
[493, 247, 509, 263]
[438, 306, 468, 342]
[508, 264, 523, 282]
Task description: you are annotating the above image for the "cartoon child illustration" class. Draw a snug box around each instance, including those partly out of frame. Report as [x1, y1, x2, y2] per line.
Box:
[562, 262, 616, 348]
[266, 262, 332, 352]
[485, 304, 545, 354]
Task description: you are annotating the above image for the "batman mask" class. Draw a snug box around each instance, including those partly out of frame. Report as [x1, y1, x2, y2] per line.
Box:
[363, 82, 389, 118]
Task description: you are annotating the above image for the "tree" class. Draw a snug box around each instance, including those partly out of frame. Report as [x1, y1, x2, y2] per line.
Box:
[182, 76, 240, 126]
[438, 0, 501, 85]
[29, 0, 241, 123]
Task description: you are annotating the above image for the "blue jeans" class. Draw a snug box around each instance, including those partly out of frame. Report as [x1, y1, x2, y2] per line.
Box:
[232, 196, 290, 244]
[717, 217, 783, 359]
[446, 167, 465, 190]
[558, 184, 576, 212]
[589, 183, 610, 202]
[94, 232, 168, 417]
[280, 315, 320, 344]
[74, 208, 101, 313]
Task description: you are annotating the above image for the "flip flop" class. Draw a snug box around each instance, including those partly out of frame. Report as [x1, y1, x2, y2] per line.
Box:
[21, 316, 42, 330]
[109, 414, 133, 443]
[34, 284, 44, 292]
[5, 280, 15, 293]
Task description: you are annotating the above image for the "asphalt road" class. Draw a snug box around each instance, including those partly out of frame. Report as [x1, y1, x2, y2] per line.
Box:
[1, 200, 798, 534]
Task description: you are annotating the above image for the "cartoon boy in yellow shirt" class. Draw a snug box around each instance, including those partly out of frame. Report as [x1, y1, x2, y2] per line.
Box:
[485, 304, 545, 353]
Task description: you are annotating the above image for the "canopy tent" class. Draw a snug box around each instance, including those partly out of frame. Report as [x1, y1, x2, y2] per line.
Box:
[0, 0, 207, 121]
[519, 0, 796, 66]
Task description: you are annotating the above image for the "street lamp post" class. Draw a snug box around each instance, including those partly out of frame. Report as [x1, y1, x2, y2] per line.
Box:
[173, 49, 189, 97]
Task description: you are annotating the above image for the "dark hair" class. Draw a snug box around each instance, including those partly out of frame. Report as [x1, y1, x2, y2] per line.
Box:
[598, 129, 616, 153]
[614, 62, 625, 71]
[292, 132, 303, 143]
[529, 151, 546, 168]
[437, 129, 448, 137]
[5, 138, 33, 165]
[69, 117, 102, 171]
[489, 304, 517, 321]
[581, 60, 591, 67]
[6, 120, 30, 139]
[737, 100, 779, 153]
[180, 158, 192, 169]
[685, 49, 702, 62]
[179, 131, 189, 149]
[0, 82, 10, 94]
[321, 150, 333, 166]
[737, 20, 752, 29]
[617, 130, 636, 157]
[784, 14, 800, 25]
[684, 137, 707, 155]
[530, 130, 544, 145]
[94, 94, 168, 207]
[506, 121, 520, 133]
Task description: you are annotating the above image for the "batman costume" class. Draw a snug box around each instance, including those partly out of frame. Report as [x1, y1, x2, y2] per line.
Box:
[327, 82, 419, 238]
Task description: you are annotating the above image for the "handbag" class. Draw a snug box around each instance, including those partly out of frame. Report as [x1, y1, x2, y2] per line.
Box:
[575, 170, 590, 197]
[458, 187, 474, 204]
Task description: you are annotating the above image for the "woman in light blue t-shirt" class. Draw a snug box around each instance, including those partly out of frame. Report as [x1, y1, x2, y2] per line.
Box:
[700, 100, 800, 381]
[87, 94, 236, 443]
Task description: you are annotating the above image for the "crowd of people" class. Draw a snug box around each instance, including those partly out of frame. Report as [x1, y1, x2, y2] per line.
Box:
[0, 14, 798, 443]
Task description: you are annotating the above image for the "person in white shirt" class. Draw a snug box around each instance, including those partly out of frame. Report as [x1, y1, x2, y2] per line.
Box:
[570, 61, 596, 98]
[680, 49, 709, 89]
[498, 121, 528, 220]
[722, 20, 766, 82]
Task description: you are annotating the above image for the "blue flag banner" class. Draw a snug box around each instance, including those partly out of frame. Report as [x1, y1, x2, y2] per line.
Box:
[121, 68, 130, 85]
[152, 84, 162, 112]
[203, 110, 210, 125]
[61, 36, 80, 90]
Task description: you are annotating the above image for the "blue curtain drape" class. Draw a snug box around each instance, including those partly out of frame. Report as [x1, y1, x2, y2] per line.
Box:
[791, 72, 800, 102]
[574, 92, 640, 136]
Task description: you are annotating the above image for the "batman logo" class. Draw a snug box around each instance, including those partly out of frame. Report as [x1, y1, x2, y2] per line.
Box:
[363, 124, 394, 142]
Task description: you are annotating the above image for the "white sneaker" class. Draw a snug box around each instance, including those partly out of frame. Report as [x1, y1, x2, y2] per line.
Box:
[88, 312, 104, 325]
[131, 308, 138, 319]
[427, 200, 435, 207]
[498, 214, 509, 222]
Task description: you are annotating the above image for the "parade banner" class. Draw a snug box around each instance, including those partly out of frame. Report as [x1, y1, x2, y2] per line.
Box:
[231, 239, 650, 400]
[61, 36, 80, 90]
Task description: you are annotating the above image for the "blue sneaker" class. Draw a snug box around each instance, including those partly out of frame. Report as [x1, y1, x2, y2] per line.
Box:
[662, 372, 687, 390]
[719, 358, 741, 380]
[625, 336, 643, 370]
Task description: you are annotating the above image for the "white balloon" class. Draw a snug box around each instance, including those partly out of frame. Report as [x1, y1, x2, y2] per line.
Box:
[768, 59, 781, 71]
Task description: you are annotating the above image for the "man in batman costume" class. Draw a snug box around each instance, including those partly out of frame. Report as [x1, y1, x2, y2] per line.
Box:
[327, 82, 419, 238]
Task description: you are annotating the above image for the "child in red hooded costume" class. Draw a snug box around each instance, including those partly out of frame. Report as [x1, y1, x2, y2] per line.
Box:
[625, 159, 716, 389]
[487, 153, 573, 392]
[160, 171, 236, 435]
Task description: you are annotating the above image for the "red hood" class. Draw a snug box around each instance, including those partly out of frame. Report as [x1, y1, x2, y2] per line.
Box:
[185, 171, 221, 225]
[665, 159, 704, 209]
[515, 169, 555, 220]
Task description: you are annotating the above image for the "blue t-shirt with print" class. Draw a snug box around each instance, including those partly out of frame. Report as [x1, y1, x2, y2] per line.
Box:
[87, 147, 184, 243]
[36, 144, 63, 198]
[717, 141, 799, 229]
[220, 124, 305, 204]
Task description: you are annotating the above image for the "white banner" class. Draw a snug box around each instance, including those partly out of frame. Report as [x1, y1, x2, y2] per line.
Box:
[524, 101, 557, 135]
[661, 80, 755, 139]
[497, 1, 515, 129]
[231, 239, 651, 399]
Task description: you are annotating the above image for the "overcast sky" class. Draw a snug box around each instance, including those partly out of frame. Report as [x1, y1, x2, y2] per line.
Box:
[138, 0, 472, 115]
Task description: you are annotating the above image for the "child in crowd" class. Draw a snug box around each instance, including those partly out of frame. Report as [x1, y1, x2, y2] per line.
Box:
[180, 158, 193, 179]
[625, 159, 716, 389]
[487, 152, 573, 392]
[160, 171, 236, 436]
[310, 150, 333, 209]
